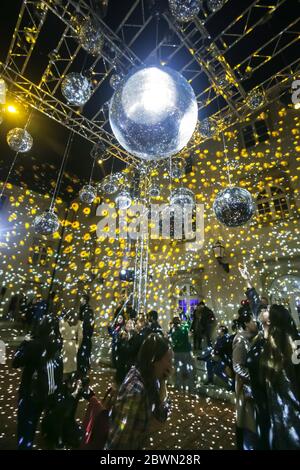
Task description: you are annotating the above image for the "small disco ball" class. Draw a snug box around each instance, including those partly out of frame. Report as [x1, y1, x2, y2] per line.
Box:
[213, 187, 255, 227]
[33, 210, 60, 235]
[149, 184, 161, 198]
[100, 172, 124, 194]
[116, 190, 132, 209]
[79, 184, 97, 204]
[78, 18, 104, 56]
[169, 0, 201, 22]
[109, 65, 198, 161]
[110, 73, 124, 90]
[207, 0, 226, 12]
[170, 187, 195, 207]
[246, 89, 266, 110]
[170, 157, 186, 178]
[61, 73, 92, 106]
[198, 117, 218, 138]
[90, 141, 110, 164]
[7, 128, 33, 153]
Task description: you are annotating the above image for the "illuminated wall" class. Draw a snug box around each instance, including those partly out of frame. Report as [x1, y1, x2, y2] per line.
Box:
[0, 102, 300, 330]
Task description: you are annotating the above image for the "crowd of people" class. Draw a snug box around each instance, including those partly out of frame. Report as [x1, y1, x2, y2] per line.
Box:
[9, 265, 300, 450]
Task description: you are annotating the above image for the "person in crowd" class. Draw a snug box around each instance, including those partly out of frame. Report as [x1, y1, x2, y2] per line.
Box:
[169, 316, 195, 392]
[142, 310, 164, 337]
[59, 308, 83, 379]
[108, 313, 125, 370]
[247, 304, 300, 449]
[199, 325, 234, 391]
[238, 265, 268, 319]
[232, 306, 259, 450]
[7, 293, 20, 321]
[12, 315, 63, 449]
[77, 294, 94, 378]
[190, 305, 203, 351]
[198, 301, 216, 348]
[29, 295, 48, 333]
[114, 318, 138, 385]
[106, 333, 173, 450]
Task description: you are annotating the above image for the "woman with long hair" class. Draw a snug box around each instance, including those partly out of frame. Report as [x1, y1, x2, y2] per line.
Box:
[106, 333, 173, 450]
[247, 304, 300, 449]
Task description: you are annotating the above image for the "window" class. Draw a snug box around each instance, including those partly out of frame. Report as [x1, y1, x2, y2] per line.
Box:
[241, 119, 270, 149]
[257, 185, 290, 221]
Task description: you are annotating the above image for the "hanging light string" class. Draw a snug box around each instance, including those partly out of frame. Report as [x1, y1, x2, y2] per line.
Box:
[221, 128, 233, 187]
[49, 130, 74, 212]
[88, 154, 96, 186]
[216, 96, 233, 187]
[0, 110, 33, 200]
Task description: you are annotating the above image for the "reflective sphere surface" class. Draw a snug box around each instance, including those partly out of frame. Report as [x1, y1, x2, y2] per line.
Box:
[79, 185, 97, 204]
[169, 0, 201, 22]
[207, 0, 226, 12]
[198, 117, 218, 138]
[170, 187, 195, 207]
[116, 190, 132, 209]
[7, 128, 33, 153]
[33, 210, 60, 235]
[213, 187, 255, 227]
[246, 89, 265, 110]
[61, 73, 92, 106]
[109, 66, 198, 161]
[110, 73, 124, 90]
[78, 19, 104, 56]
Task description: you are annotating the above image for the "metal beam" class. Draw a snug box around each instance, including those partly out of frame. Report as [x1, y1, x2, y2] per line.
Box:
[0, 62, 139, 167]
[5, 0, 48, 76]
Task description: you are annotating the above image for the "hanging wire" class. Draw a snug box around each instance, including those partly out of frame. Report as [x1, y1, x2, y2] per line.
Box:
[88, 155, 96, 186]
[216, 96, 233, 187]
[50, 131, 74, 211]
[221, 129, 233, 187]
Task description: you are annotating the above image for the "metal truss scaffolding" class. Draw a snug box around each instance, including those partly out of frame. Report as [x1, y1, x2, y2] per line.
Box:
[3, 0, 300, 163]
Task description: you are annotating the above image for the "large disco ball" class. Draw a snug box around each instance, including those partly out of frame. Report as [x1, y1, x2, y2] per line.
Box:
[170, 187, 195, 207]
[79, 184, 97, 204]
[33, 210, 60, 235]
[207, 0, 226, 12]
[109, 65, 198, 161]
[61, 73, 92, 106]
[169, 0, 201, 22]
[246, 89, 266, 110]
[213, 187, 255, 227]
[7, 128, 33, 153]
[78, 18, 104, 56]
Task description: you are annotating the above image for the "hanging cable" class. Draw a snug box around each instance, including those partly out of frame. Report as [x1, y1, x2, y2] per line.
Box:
[50, 130, 74, 211]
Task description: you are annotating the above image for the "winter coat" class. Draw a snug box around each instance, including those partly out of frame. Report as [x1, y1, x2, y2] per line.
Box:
[247, 335, 300, 449]
[12, 338, 63, 403]
[232, 330, 256, 433]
